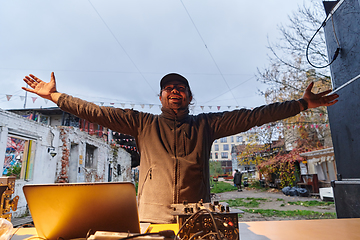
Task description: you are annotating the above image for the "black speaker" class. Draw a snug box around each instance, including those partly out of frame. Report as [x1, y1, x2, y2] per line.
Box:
[332, 180, 360, 218]
[323, 0, 360, 218]
[324, 0, 360, 180]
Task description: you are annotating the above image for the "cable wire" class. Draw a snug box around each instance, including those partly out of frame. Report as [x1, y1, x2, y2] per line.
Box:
[305, 5, 340, 69]
[87, 0, 157, 94]
[180, 0, 239, 105]
[176, 208, 222, 240]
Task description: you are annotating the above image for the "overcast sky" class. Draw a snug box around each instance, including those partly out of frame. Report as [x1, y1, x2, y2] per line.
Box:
[0, 0, 307, 114]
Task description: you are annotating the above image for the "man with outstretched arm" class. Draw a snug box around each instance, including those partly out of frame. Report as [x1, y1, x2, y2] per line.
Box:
[22, 72, 338, 224]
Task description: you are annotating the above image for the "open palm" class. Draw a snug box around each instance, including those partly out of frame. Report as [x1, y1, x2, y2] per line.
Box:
[22, 72, 57, 100]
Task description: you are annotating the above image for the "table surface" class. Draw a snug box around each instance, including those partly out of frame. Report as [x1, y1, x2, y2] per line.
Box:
[11, 218, 360, 240]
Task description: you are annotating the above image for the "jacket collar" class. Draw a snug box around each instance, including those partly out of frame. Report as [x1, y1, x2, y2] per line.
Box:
[160, 107, 189, 121]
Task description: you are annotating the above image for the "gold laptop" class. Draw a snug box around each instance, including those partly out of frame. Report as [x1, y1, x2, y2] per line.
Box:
[23, 182, 140, 240]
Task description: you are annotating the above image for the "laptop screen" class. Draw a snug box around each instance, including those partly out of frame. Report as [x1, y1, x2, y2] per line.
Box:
[23, 182, 140, 240]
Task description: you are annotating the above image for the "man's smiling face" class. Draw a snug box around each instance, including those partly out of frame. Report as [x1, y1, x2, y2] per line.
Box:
[159, 80, 192, 113]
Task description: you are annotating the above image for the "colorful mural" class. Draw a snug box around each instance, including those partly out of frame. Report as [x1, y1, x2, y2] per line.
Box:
[3, 137, 25, 177]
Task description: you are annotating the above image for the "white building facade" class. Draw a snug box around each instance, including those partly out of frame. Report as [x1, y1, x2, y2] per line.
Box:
[0, 109, 131, 218]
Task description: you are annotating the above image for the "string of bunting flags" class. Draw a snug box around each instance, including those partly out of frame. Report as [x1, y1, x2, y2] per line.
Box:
[109, 138, 137, 152]
[3, 94, 49, 104]
[2, 94, 248, 111]
[2, 94, 329, 116]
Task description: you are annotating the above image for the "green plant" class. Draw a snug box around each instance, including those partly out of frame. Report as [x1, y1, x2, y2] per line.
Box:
[248, 180, 264, 189]
[287, 200, 334, 207]
[210, 181, 237, 193]
[246, 197, 268, 201]
[226, 197, 268, 208]
[243, 209, 336, 219]
[6, 164, 21, 179]
[209, 161, 223, 178]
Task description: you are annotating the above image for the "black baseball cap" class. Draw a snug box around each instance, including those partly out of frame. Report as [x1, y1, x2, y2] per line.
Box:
[160, 73, 190, 89]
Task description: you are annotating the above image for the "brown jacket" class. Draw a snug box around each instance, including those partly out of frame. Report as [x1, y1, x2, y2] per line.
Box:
[57, 93, 300, 223]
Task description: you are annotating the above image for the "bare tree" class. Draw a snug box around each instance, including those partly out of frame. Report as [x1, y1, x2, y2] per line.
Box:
[257, 0, 333, 149]
[258, 1, 331, 97]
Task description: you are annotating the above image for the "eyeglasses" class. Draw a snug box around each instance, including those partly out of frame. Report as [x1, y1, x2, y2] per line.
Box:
[163, 85, 187, 92]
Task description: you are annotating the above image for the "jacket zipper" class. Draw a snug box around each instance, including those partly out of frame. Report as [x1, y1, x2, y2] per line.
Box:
[139, 167, 152, 198]
[173, 114, 179, 203]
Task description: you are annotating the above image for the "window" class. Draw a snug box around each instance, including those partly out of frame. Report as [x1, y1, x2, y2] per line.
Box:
[3, 136, 36, 180]
[220, 137, 227, 143]
[40, 115, 50, 125]
[236, 136, 243, 143]
[64, 114, 80, 128]
[223, 144, 229, 151]
[215, 153, 218, 159]
[209, 153, 212, 159]
[117, 164, 122, 175]
[221, 152, 228, 159]
[214, 145, 219, 151]
[85, 144, 97, 168]
[214, 140, 218, 143]
[231, 136, 234, 143]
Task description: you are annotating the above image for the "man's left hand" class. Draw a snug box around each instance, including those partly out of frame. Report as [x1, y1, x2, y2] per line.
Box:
[300, 82, 339, 110]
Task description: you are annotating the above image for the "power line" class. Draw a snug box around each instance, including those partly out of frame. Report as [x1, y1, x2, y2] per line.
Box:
[87, 0, 157, 94]
[203, 76, 255, 103]
[180, 0, 239, 105]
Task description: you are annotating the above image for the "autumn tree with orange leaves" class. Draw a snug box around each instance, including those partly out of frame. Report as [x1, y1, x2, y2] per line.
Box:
[255, 1, 334, 187]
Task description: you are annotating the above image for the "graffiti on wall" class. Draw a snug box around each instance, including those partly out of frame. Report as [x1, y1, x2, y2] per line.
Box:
[3, 137, 25, 177]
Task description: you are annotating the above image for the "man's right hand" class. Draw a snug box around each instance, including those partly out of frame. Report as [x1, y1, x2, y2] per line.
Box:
[22, 72, 61, 104]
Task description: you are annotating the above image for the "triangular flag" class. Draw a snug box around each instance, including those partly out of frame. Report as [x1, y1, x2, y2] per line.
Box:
[208, 106, 212, 109]
[130, 104, 135, 108]
[100, 102, 104, 106]
[140, 104, 145, 108]
[200, 106, 204, 110]
[217, 106, 221, 110]
[227, 106, 231, 109]
[6, 95, 12, 101]
[110, 103, 114, 105]
[32, 97, 37, 103]
[149, 104, 153, 109]
[121, 103, 125, 107]
[235, 106, 239, 108]
[20, 96, 25, 101]
[44, 99, 48, 104]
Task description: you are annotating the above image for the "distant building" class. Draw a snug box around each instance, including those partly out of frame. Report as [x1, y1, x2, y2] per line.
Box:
[299, 147, 337, 190]
[210, 129, 259, 174]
